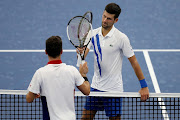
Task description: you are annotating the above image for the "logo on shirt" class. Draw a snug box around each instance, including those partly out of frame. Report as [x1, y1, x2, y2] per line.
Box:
[110, 44, 113, 47]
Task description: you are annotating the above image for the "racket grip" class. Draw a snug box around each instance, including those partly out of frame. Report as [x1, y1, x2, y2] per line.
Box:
[76, 60, 86, 67]
[81, 60, 85, 65]
[76, 54, 86, 67]
[76, 54, 81, 67]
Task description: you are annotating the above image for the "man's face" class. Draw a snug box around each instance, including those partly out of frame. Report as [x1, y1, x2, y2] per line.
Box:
[101, 10, 118, 29]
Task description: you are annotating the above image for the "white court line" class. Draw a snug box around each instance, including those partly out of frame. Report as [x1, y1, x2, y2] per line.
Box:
[143, 51, 161, 93]
[143, 50, 169, 120]
[0, 49, 180, 52]
[135, 49, 180, 52]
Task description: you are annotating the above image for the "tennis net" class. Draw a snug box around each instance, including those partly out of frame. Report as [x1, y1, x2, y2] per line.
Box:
[0, 90, 180, 120]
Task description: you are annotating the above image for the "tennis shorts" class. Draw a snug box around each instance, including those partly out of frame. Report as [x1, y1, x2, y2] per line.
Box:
[84, 88, 123, 117]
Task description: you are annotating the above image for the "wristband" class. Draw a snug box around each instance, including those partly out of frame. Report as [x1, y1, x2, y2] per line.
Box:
[139, 79, 147, 88]
[83, 77, 89, 82]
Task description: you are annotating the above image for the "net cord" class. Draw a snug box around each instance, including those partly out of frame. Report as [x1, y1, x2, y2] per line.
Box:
[0, 89, 179, 119]
[0, 89, 180, 98]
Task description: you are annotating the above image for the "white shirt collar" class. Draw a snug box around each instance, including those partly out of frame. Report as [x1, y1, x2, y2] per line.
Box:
[99, 25, 116, 38]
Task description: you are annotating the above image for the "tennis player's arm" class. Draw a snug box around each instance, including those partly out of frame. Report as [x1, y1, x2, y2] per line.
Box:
[77, 80, 90, 95]
[84, 48, 90, 59]
[77, 62, 90, 95]
[128, 55, 145, 80]
[26, 91, 40, 103]
[128, 55, 149, 101]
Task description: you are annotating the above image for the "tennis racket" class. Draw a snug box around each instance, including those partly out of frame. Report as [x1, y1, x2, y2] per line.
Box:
[83, 11, 93, 24]
[76, 11, 93, 66]
[67, 12, 93, 67]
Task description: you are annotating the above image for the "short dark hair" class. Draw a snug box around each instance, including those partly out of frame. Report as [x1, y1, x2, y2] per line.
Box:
[105, 3, 121, 19]
[46, 36, 62, 58]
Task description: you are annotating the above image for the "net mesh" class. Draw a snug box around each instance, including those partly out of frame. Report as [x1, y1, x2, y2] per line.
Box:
[0, 90, 180, 120]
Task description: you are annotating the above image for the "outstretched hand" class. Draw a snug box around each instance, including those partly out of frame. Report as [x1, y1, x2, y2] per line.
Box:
[139, 87, 149, 101]
[35, 94, 40, 98]
[79, 62, 88, 77]
[76, 47, 85, 54]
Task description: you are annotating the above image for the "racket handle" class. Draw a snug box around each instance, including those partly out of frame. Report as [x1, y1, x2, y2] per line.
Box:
[76, 54, 81, 67]
[76, 54, 86, 67]
[81, 60, 85, 65]
[77, 60, 86, 67]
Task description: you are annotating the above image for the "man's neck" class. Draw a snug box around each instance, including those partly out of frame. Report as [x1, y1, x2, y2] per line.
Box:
[48, 56, 61, 62]
[102, 26, 113, 37]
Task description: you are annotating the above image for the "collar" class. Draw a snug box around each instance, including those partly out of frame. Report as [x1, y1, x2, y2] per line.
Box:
[99, 25, 116, 38]
[47, 60, 62, 64]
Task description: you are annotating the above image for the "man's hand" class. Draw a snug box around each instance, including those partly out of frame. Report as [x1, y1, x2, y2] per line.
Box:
[76, 47, 85, 54]
[139, 87, 149, 101]
[35, 94, 40, 98]
[26, 92, 39, 103]
[79, 62, 88, 77]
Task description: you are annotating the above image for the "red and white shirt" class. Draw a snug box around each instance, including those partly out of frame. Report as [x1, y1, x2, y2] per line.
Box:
[28, 60, 84, 120]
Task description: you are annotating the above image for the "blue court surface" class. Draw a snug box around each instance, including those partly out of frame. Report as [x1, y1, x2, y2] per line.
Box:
[0, 0, 179, 94]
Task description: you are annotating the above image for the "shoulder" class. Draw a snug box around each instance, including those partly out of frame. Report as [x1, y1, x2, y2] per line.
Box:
[114, 27, 129, 41]
[34, 67, 44, 74]
[113, 27, 132, 48]
[37, 63, 77, 72]
[93, 27, 101, 34]
[65, 64, 77, 71]
[36, 65, 49, 73]
[61, 64, 79, 74]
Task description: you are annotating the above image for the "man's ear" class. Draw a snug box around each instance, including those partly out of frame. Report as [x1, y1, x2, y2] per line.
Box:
[114, 18, 118, 23]
[61, 49, 63, 54]
[45, 50, 48, 55]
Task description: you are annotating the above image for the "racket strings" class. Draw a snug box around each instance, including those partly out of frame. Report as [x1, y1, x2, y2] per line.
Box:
[83, 11, 93, 24]
[78, 18, 90, 47]
[68, 16, 91, 48]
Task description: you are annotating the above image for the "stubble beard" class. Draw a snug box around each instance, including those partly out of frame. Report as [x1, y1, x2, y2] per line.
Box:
[102, 22, 109, 30]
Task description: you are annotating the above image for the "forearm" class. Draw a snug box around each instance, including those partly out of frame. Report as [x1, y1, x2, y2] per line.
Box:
[84, 48, 90, 59]
[78, 61, 90, 95]
[26, 92, 36, 103]
[129, 55, 149, 101]
[128, 55, 144, 80]
[132, 61, 145, 80]
[77, 78, 90, 95]
[79, 62, 88, 77]
[132, 63, 148, 88]
[83, 80, 90, 95]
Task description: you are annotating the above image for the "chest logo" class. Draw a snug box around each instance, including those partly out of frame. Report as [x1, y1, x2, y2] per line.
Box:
[109, 44, 113, 47]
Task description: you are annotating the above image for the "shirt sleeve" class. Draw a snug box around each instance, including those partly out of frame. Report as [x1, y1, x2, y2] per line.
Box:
[27, 70, 41, 94]
[72, 67, 85, 87]
[121, 35, 135, 58]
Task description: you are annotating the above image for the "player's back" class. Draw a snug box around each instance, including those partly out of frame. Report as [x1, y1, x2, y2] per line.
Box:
[39, 63, 77, 120]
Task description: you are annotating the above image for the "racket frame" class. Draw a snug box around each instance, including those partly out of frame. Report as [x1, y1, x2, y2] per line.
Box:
[67, 15, 92, 61]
